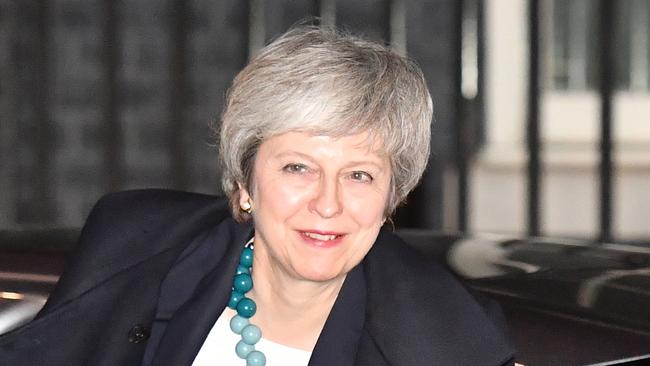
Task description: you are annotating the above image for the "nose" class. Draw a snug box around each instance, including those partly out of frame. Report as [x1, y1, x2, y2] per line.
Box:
[309, 177, 342, 218]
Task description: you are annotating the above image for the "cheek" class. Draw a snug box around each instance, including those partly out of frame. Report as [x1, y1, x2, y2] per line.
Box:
[255, 176, 313, 217]
[344, 187, 389, 225]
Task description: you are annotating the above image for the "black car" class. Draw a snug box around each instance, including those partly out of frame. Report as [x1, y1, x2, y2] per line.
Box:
[1, 229, 649, 365]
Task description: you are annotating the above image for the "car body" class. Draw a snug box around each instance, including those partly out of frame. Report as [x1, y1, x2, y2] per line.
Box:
[0, 229, 70, 334]
[1, 228, 649, 365]
[398, 230, 650, 365]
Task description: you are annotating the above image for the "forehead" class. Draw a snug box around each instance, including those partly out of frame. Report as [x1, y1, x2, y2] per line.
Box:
[259, 131, 388, 161]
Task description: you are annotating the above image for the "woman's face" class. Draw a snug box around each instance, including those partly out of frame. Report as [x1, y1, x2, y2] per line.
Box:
[239, 131, 391, 284]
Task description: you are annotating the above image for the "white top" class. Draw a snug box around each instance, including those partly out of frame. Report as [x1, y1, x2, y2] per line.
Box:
[192, 309, 312, 366]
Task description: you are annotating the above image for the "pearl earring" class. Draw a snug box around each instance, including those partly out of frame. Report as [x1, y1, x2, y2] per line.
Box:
[240, 200, 252, 214]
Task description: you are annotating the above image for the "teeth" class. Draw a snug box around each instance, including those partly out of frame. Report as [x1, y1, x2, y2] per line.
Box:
[304, 232, 337, 241]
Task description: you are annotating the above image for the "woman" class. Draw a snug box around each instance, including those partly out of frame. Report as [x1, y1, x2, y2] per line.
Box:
[0, 26, 514, 365]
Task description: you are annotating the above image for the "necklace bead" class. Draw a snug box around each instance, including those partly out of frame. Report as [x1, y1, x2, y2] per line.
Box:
[230, 315, 250, 334]
[236, 297, 257, 318]
[246, 350, 267, 366]
[236, 265, 250, 275]
[240, 247, 254, 267]
[228, 291, 245, 309]
[236, 340, 255, 358]
[233, 273, 253, 293]
[229, 242, 265, 365]
[241, 324, 262, 344]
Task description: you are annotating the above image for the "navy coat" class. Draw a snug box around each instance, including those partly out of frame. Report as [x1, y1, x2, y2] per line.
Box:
[0, 190, 514, 365]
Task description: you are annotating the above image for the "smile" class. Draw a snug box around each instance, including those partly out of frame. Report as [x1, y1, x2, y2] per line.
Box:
[298, 230, 345, 248]
[303, 232, 339, 241]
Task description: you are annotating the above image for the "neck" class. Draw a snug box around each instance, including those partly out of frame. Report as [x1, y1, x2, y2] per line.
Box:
[247, 246, 345, 351]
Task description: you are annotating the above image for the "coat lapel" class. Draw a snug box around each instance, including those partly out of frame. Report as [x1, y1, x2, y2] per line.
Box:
[151, 220, 253, 366]
[309, 264, 366, 366]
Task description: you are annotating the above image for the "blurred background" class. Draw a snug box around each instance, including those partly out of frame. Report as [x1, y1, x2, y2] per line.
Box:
[0, 0, 648, 244]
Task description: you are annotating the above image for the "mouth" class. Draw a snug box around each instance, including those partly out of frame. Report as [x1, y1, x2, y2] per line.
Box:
[298, 230, 345, 247]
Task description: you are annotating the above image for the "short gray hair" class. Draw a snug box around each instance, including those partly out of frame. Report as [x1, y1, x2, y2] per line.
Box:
[219, 26, 433, 221]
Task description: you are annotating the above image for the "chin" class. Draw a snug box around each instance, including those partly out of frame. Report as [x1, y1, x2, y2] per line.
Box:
[295, 263, 347, 283]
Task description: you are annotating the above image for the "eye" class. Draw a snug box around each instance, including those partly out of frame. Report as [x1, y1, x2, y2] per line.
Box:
[282, 163, 309, 174]
[349, 171, 373, 183]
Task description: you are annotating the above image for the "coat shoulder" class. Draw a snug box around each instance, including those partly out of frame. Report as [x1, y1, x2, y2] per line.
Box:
[88, 189, 228, 226]
[42, 189, 231, 311]
[362, 229, 516, 365]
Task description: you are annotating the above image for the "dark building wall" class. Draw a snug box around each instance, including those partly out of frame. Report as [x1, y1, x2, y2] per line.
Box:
[0, 0, 461, 229]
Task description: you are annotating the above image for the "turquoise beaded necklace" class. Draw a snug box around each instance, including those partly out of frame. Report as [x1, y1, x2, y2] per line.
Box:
[228, 241, 267, 366]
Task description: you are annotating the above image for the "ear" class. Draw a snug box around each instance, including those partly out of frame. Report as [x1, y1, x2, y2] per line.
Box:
[237, 182, 252, 207]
